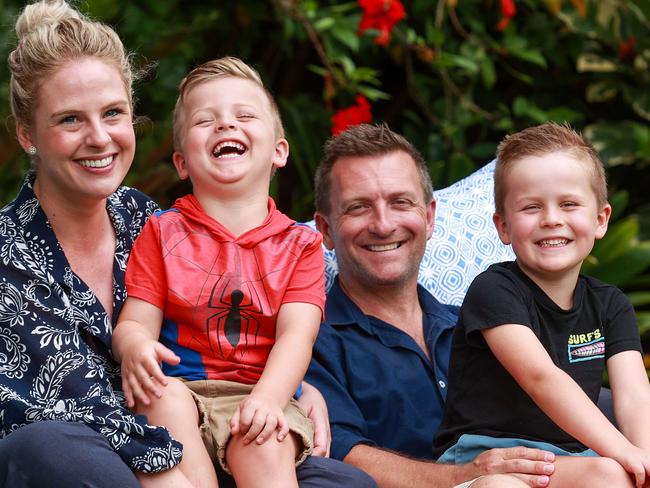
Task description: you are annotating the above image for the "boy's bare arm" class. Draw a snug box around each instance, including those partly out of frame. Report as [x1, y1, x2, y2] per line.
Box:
[230, 302, 321, 444]
[113, 297, 179, 407]
[607, 351, 650, 451]
[483, 324, 650, 485]
[345, 443, 554, 488]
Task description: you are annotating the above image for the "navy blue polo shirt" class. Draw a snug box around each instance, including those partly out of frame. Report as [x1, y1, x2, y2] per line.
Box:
[306, 278, 459, 461]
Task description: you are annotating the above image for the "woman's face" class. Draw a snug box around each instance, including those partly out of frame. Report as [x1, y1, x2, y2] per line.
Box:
[18, 57, 135, 205]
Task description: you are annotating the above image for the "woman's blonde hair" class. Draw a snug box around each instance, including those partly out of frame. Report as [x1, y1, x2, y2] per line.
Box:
[7, 0, 136, 129]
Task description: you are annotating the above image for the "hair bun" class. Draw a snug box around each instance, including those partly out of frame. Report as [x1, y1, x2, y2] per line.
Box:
[15, 0, 81, 39]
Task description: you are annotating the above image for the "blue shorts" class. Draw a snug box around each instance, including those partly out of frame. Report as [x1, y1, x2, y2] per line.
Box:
[438, 434, 598, 464]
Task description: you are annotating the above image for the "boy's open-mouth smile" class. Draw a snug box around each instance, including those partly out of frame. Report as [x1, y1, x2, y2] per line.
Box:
[212, 140, 247, 159]
[536, 238, 570, 248]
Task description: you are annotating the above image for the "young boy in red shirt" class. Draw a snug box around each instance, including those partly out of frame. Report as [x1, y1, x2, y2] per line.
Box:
[113, 57, 324, 488]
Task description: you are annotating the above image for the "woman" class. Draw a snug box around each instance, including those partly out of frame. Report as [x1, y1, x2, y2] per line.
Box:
[0, 2, 375, 487]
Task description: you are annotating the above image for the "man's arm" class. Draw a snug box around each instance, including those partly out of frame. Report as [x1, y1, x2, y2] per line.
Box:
[345, 443, 554, 488]
[305, 324, 382, 461]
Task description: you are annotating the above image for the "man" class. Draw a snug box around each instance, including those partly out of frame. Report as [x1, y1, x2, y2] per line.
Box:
[305, 124, 556, 488]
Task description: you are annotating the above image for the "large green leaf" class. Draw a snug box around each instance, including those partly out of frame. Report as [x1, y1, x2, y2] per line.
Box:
[589, 217, 639, 264]
[585, 122, 649, 167]
[628, 291, 650, 307]
[586, 243, 650, 285]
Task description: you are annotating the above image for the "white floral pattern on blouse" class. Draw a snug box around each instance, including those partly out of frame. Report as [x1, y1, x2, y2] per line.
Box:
[0, 172, 182, 472]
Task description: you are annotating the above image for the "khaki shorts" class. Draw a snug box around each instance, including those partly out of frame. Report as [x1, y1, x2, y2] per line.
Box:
[184, 379, 313, 473]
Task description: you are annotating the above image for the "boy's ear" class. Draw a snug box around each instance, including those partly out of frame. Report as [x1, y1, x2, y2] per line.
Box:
[16, 123, 34, 153]
[315, 211, 334, 250]
[493, 212, 512, 245]
[172, 151, 190, 180]
[595, 203, 612, 240]
[271, 138, 289, 170]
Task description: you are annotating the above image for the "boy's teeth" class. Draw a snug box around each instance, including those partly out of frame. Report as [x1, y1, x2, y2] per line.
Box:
[213, 141, 246, 157]
[368, 243, 400, 251]
[78, 156, 113, 168]
[539, 239, 568, 247]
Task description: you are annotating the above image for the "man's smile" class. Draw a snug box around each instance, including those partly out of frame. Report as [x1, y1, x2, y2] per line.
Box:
[366, 242, 403, 252]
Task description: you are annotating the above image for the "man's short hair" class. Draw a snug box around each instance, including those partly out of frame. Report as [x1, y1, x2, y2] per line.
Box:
[315, 123, 433, 214]
[495, 122, 607, 214]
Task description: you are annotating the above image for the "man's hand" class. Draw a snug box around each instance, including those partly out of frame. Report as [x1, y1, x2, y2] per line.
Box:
[456, 447, 555, 487]
[230, 393, 289, 445]
[297, 381, 331, 456]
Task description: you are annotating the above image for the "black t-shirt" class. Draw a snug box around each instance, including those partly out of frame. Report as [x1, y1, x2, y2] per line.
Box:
[434, 261, 641, 456]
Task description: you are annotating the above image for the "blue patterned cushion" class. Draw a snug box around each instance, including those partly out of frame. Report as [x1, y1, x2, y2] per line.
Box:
[306, 161, 515, 305]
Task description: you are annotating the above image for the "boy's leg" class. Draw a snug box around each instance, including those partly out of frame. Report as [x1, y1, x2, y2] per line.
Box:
[465, 474, 529, 488]
[137, 467, 200, 488]
[0, 421, 140, 488]
[135, 377, 218, 488]
[227, 432, 300, 488]
[217, 455, 378, 488]
[547, 456, 634, 488]
[454, 457, 634, 488]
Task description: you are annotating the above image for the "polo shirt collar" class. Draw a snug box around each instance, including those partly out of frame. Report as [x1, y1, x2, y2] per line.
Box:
[324, 277, 370, 330]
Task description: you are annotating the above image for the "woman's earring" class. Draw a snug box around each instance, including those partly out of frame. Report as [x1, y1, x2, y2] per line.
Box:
[27, 146, 37, 156]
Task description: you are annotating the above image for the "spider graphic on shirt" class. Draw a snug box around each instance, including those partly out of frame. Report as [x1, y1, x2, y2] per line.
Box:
[205, 273, 270, 361]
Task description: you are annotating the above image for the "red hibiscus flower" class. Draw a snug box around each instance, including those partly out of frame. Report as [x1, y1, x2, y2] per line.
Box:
[496, 0, 516, 31]
[331, 95, 372, 135]
[358, 0, 406, 46]
[618, 36, 636, 61]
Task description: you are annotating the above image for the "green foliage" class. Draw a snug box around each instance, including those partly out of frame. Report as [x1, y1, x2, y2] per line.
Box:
[1, 0, 649, 366]
[583, 198, 650, 289]
[1, 1, 649, 212]
[583, 190, 650, 375]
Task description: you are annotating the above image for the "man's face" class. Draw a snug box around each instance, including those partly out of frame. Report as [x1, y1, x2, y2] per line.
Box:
[315, 150, 435, 296]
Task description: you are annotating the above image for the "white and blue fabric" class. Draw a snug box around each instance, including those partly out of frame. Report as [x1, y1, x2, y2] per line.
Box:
[315, 161, 514, 305]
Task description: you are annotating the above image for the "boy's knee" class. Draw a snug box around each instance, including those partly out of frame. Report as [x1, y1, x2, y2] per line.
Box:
[471, 474, 528, 488]
[227, 433, 297, 469]
[135, 377, 196, 417]
[587, 457, 632, 485]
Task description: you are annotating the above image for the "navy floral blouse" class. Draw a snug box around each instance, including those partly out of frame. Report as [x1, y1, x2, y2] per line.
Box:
[0, 173, 182, 472]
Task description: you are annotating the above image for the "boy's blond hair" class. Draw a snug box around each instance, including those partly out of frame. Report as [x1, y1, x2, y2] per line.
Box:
[495, 122, 608, 215]
[172, 56, 284, 150]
